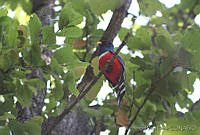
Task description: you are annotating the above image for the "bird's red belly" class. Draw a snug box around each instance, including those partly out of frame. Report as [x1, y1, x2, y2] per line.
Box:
[99, 52, 122, 84]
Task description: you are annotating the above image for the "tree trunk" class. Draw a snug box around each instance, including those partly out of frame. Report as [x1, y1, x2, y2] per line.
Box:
[51, 110, 91, 135]
[16, 0, 93, 135]
[16, 0, 54, 123]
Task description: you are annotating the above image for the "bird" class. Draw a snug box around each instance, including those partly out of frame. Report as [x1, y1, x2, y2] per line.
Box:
[98, 40, 126, 105]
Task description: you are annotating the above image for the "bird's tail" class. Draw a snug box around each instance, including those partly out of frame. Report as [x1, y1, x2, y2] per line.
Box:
[114, 81, 126, 106]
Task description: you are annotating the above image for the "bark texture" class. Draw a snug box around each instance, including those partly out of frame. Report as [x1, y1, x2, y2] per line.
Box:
[16, 69, 47, 123]
[51, 111, 91, 135]
[16, 0, 54, 126]
[101, 0, 132, 41]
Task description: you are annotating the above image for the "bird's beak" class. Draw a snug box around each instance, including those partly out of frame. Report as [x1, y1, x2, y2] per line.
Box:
[97, 41, 102, 45]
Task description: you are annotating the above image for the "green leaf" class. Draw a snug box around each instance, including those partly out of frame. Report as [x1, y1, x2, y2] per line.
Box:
[42, 26, 56, 45]
[91, 57, 99, 75]
[99, 106, 113, 115]
[16, 80, 32, 107]
[54, 46, 74, 64]
[162, 117, 198, 135]
[85, 78, 103, 102]
[59, 4, 83, 30]
[155, 35, 174, 55]
[8, 49, 19, 65]
[54, 46, 85, 68]
[30, 116, 43, 125]
[24, 121, 41, 135]
[67, 0, 88, 15]
[86, 0, 122, 15]
[0, 8, 7, 18]
[180, 0, 197, 10]
[58, 26, 83, 38]
[71, 66, 86, 79]
[131, 116, 146, 129]
[127, 27, 152, 50]
[0, 126, 10, 135]
[0, 55, 9, 72]
[9, 120, 25, 135]
[11, 70, 26, 79]
[5, 22, 19, 49]
[63, 71, 79, 96]
[50, 58, 64, 74]
[29, 14, 42, 46]
[0, 50, 19, 72]
[159, 57, 174, 76]
[130, 56, 152, 70]
[46, 97, 57, 111]
[178, 47, 193, 67]
[52, 80, 64, 100]
[135, 84, 148, 98]
[83, 108, 102, 117]
[31, 42, 43, 66]
[20, 0, 32, 14]
[0, 96, 14, 116]
[156, 26, 171, 40]
[141, 101, 157, 120]
[138, 0, 164, 16]
[135, 71, 151, 86]
[186, 72, 197, 93]
[194, 5, 200, 14]
[26, 78, 45, 89]
[181, 26, 200, 51]
[155, 111, 165, 122]
[0, 112, 15, 120]
[28, 14, 43, 66]
[118, 27, 130, 41]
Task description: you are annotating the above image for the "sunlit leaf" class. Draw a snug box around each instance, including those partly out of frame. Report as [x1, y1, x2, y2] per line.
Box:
[59, 4, 83, 30]
[58, 26, 83, 38]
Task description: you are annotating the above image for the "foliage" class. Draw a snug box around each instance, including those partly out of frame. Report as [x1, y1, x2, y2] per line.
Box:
[0, 0, 200, 134]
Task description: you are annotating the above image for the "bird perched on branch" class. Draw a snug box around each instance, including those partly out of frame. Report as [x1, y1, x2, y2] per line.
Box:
[98, 40, 126, 105]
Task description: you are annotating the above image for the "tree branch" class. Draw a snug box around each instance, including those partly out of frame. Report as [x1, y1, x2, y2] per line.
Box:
[125, 67, 175, 135]
[43, 32, 131, 135]
[101, 0, 132, 41]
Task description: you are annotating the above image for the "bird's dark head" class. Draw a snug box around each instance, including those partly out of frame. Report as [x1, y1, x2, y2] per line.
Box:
[98, 40, 114, 56]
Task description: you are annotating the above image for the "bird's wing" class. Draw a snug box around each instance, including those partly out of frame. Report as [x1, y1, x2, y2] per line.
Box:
[109, 51, 126, 106]
[109, 50, 126, 82]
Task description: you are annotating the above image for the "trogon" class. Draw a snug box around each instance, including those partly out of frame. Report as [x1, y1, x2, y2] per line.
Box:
[98, 40, 126, 105]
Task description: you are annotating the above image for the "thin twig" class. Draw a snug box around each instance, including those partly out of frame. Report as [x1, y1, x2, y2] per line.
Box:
[45, 32, 131, 134]
[125, 67, 175, 135]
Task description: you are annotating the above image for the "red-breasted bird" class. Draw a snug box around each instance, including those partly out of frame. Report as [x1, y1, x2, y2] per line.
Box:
[98, 40, 126, 105]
